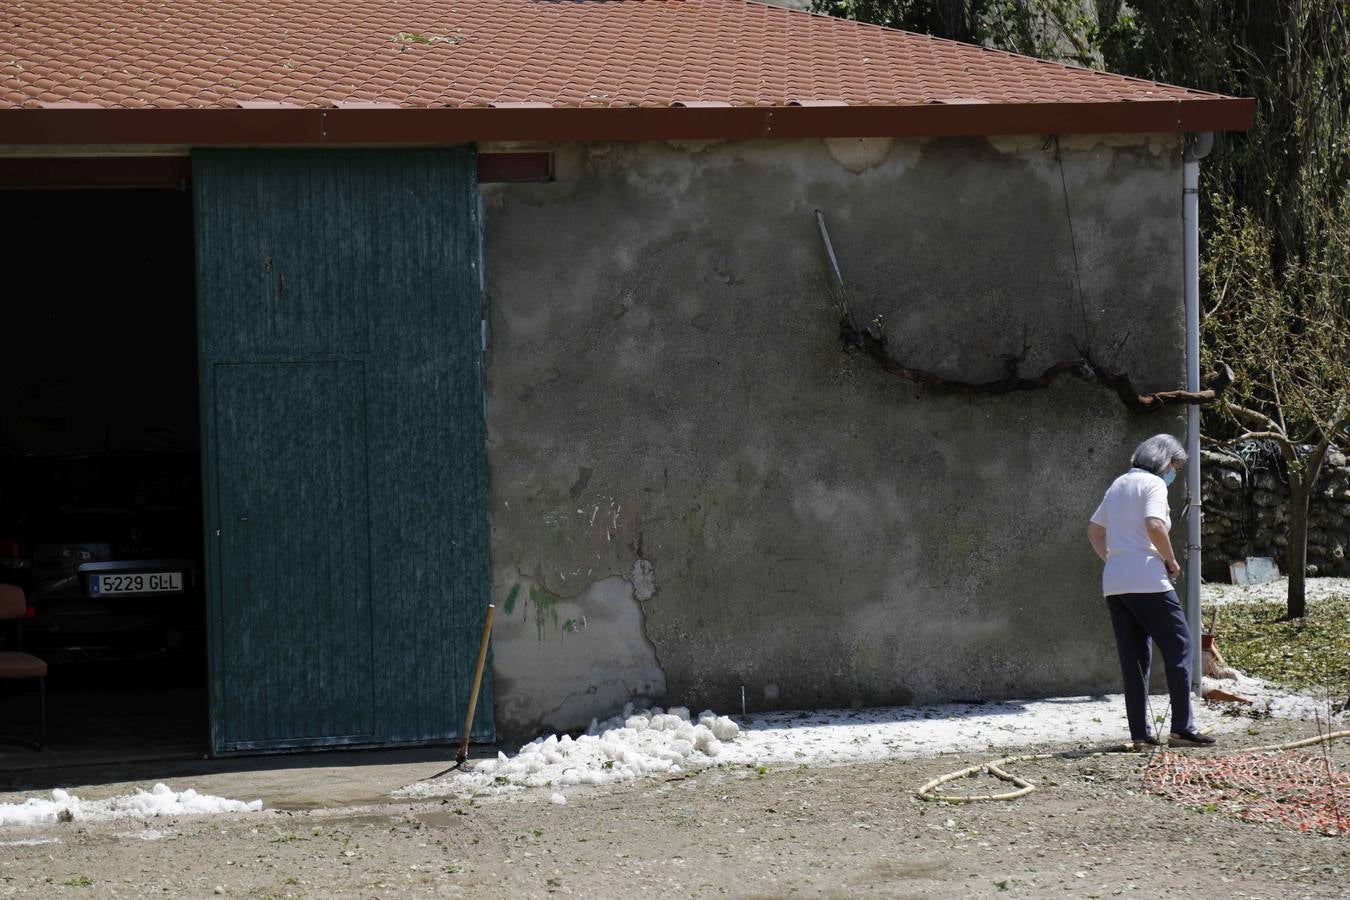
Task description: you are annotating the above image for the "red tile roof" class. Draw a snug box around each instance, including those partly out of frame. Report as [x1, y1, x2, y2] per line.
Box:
[0, 0, 1253, 144]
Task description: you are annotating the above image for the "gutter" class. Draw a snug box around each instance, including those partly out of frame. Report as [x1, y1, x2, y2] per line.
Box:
[1183, 132, 1214, 692]
[0, 99, 1256, 146]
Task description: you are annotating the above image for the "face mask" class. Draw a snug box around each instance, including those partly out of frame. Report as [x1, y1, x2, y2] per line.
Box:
[1162, 469, 1177, 486]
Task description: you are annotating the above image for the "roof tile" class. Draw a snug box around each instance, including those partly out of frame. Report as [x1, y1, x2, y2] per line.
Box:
[0, 0, 1226, 111]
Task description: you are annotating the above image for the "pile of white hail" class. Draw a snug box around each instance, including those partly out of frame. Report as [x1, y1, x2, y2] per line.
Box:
[401, 705, 739, 800]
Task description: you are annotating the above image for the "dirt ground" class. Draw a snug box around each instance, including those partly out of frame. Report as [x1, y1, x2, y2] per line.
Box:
[1, 717, 1347, 898]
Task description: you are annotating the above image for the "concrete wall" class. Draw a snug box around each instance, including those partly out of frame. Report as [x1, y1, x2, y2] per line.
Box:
[480, 134, 1188, 740]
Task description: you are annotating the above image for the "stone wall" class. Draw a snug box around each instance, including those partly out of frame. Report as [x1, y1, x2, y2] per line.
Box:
[1201, 448, 1350, 581]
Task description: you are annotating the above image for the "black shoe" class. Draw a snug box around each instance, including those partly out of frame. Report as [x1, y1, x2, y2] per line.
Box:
[1130, 735, 1161, 751]
[1169, 730, 1216, 747]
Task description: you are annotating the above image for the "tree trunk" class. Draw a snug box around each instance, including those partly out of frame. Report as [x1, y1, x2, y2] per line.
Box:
[1285, 479, 1309, 619]
[1094, 0, 1123, 29]
[932, 0, 978, 43]
[1283, 406, 1346, 619]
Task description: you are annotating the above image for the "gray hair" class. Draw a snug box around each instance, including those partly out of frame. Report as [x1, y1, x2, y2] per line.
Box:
[1130, 434, 1188, 475]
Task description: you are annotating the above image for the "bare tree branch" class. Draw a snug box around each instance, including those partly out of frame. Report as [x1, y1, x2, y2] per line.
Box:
[1224, 401, 1285, 435]
[1224, 431, 1291, 444]
[1270, 364, 1288, 433]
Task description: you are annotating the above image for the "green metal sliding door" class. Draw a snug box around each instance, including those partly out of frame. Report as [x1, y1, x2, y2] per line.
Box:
[194, 149, 492, 754]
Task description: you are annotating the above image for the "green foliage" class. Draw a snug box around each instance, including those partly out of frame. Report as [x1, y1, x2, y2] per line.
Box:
[1202, 196, 1350, 442]
[1205, 594, 1350, 700]
[1096, 4, 1350, 283]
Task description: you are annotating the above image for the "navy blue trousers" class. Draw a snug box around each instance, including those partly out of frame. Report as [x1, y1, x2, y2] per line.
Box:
[1104, 591, 1194, 739]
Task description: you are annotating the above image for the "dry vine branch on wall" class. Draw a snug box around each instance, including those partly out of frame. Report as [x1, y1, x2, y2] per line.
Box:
[814, 210, 1232, 413]
[838, 316, 1234, 412]
[814, 209, 1233, 412]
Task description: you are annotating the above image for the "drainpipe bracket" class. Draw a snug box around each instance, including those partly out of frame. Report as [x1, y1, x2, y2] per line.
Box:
[1183, 132, 1214, 162]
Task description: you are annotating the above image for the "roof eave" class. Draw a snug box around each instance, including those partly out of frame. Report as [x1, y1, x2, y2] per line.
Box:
[0, 99, 1255, 146]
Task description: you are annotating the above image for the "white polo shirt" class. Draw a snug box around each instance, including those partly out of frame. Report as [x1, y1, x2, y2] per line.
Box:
[1090, 468, 1175, 596]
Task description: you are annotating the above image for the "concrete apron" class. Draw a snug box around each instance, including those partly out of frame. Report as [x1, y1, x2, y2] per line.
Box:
[0, 746, 493, 812]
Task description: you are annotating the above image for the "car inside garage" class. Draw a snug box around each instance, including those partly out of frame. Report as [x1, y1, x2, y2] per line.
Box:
[0, 181, 207, 766]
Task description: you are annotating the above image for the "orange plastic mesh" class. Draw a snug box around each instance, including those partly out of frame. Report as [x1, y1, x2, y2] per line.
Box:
[1144, 750, 1348, 836]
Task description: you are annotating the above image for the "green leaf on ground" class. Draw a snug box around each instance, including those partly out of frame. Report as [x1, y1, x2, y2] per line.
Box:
[1204, 593, 1350, 698]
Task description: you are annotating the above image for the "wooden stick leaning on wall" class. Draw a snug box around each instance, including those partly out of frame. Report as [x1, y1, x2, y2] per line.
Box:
[458, 603, 496, 767]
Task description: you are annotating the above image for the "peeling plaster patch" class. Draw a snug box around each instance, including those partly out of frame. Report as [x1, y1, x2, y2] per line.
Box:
[1066, 132, 1177, 157]
[631, 558, 656, 600]
[665, 138, 728, 154]
[824, 137, 900, 173]
[569, 465, 593, 500]
[987, 134, 1058, 155]
[492, 575, 667, 738]
[988, 132, 1176, 157]
[550, 144, 585, 182]
[479, 141, 551, 153]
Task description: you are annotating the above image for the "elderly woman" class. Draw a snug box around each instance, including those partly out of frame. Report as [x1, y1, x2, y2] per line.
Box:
[1088, 434, 1215, 749]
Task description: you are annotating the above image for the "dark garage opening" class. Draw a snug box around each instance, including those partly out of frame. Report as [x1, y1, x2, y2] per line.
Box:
[0, 185, 206, 768]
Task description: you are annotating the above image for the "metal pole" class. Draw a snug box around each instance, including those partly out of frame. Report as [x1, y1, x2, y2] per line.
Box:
[814, 209, 857, 332]
[1182, 134, 1211, 692]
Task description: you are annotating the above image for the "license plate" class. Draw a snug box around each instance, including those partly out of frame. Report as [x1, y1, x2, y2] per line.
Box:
[91, 572, 183, 595]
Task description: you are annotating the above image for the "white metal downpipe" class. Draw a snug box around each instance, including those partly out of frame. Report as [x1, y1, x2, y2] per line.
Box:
[1183, 133, 1213, 692]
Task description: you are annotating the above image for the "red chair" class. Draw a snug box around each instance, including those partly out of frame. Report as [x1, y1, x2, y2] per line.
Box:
[0, 584, 46, 750]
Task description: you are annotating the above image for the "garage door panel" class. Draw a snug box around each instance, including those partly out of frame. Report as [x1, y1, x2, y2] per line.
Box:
[365, 361, 491, 742]
[194, 148, 491, 754]
[214, 361, 374, 748]
[195, 153, 372, 358]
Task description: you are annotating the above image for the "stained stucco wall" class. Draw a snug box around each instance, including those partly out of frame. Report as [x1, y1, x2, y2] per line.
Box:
[479, 135, 1187, 740]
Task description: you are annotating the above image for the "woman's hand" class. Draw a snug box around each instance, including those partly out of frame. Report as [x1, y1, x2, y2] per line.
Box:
[1146, 517, 1180, 579]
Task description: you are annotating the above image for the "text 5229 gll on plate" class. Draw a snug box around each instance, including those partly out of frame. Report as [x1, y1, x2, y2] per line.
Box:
[90, 572, 184, 595]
